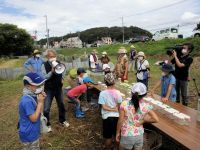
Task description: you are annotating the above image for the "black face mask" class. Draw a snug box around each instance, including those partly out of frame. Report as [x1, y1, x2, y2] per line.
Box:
[105, 70, 111, 74]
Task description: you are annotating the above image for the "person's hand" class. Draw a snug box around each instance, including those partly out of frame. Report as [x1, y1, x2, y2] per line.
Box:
[116, 132, 121, 142]
[161, 97, 168, 103]
[51, 67, 55, 73]
[135, 120, 144, 127]
[172, 50, 177, 58]
[113, 106, 119, 112]
[37, 92, 46, 104]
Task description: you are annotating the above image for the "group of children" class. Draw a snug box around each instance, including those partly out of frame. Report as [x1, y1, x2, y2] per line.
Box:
[18, 59, 176, 150]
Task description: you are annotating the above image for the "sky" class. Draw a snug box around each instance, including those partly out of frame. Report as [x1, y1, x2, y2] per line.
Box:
[0, 0, 200, 40]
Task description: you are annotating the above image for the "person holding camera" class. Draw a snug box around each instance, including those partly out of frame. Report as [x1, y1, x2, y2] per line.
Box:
[171, 43, 194, 106]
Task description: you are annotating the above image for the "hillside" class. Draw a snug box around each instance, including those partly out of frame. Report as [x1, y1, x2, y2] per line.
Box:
[58, 38, 200, 57]
[38, 26, 152, 45]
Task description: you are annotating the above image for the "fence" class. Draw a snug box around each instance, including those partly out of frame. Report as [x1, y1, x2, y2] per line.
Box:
[0, 58, 89, 80]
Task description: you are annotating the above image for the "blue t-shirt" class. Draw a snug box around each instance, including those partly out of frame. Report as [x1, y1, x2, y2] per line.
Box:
[161, 74, 176, 102]
[18, 95, 40, 142]
[98, 89, 122, 119]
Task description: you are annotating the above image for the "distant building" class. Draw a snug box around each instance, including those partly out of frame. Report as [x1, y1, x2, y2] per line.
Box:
[101, 37, 112, 44]
[59, 37, 83, 48]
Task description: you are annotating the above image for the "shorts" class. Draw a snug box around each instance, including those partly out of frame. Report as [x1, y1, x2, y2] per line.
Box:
[120, 135, 143, 150]
[21, 139, 40, 150]
[103, 117, 118, 139]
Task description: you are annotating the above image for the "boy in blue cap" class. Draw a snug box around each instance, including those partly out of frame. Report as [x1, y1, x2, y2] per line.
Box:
[18, 72, 46, 149]
[151, 64, 176, 102]
[67, 77, 95, 118]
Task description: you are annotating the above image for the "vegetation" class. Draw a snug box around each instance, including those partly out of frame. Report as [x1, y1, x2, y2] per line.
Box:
[0, 23, 34, 56]
[58, 38, 200, 57]
[38, 26, 152, 45]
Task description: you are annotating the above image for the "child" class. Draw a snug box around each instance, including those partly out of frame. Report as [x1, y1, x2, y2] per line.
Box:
[116, 83, 159, 150]
[77, 68, 86, 85]
[98, 73, 122, 149]
[18, 72, 46, 150]
[67, 77, 95, 118]
[151, 64, 176, 102]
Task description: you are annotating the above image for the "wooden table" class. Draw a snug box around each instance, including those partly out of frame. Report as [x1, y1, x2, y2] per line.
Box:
[93, 83, 200, 149]
[147, 94, 200, 150]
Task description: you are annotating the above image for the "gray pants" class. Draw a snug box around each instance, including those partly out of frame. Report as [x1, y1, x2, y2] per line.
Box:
[176, 79, 189, 106]
[129, 60, 135, 72]
[22, 139, 40, 150]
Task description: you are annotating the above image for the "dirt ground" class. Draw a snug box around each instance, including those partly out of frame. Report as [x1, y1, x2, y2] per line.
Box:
[0, 57, 200, 150]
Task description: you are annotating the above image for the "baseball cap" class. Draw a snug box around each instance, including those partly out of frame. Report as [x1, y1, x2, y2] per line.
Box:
[83, 77, 95, 84]
[104, 73, 115, 85]
[161, 64, 174, 72]
[23, 72, 46, 86]
[131, 82, 147, 95]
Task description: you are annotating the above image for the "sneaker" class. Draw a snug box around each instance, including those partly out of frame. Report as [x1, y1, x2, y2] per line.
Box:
[47, 126, 52, 133]
[61, 121, 70, 128]
[81, 106, 89, 112]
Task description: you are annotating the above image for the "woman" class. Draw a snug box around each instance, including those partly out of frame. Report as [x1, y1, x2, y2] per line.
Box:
[100, 51, 110, 65]
[114, 47, 129, 82]
[116, 83, 159, 150]
[135, 51, 150, 88]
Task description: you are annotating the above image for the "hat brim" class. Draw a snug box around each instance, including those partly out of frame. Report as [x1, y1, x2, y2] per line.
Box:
[23, 76, 46, 86]
[161, 67, 174, 72]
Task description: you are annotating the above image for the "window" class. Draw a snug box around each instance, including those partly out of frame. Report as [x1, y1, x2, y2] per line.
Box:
[171, 28, 178, 33]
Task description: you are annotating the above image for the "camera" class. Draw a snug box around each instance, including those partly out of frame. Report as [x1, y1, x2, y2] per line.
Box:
[166, 44, 183, 56]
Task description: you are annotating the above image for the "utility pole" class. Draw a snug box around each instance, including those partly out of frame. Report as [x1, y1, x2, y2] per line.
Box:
[122, 16, 124, 44]
[34, 30, 37, 46]
[44, 15, 49, 48]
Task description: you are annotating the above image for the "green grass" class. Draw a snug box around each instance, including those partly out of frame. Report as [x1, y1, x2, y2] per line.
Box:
[58, 38, 200, 57]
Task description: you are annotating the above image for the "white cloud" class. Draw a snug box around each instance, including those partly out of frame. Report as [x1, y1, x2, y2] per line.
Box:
[0, 0, 199, 39]
[181, 11, 200, 22]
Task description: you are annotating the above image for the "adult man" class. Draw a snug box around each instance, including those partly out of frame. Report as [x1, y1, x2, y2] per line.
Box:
[89, 49, 98, 71]
[24, 49, 44, 77]
[171, 43, 194, 106]
[128, 45, 137, 72]
[42, 49, 69, 132]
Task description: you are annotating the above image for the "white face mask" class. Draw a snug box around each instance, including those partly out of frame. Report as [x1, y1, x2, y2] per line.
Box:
[161, 72, 167, 76]
[138, 56, 144, 61]
[182, 49, 188, 54]
[35, 54, 40, 58]
[35, 86, 44, 94]
[49, 57, 56, 62]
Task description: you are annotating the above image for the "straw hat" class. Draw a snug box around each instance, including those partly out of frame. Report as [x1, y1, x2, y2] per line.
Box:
[130, 45, 135, 48]
[102, 51, 107, 55]
[118, 47, 127, 54]
[137, 51, 146, 58]
[33, 49, 41, 54]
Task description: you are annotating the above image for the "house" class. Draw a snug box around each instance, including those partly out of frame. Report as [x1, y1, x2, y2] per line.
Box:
[59, 37, 83, 48]
[101, 37, 112, 44]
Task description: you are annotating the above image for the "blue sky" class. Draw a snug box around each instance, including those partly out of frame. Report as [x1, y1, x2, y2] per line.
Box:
[0, 0, 199, 39]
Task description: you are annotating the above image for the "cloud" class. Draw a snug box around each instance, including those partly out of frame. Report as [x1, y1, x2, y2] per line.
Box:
[181, 11, 200, 22]
[0, 0, 199, 39]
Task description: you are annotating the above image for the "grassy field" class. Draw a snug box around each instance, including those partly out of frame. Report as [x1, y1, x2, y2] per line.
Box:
[0, 38, 200, 149]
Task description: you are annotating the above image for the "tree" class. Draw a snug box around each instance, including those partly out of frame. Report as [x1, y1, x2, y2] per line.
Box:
[38, 26, 152, 45]
[0, 23, 34, 56]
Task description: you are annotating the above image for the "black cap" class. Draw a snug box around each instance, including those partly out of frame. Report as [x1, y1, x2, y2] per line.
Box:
[161, 64, 174, 72]
[77, 68, 86, 75]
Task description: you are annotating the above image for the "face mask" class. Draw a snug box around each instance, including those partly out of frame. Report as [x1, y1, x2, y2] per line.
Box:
[161, 72, 168, 76]
[35, 86, 44, 94]
[138, 56, 144, 61]
[182, 49, 187, 54]
[49, 57, 56, 62]
[35, 54, 40, 58]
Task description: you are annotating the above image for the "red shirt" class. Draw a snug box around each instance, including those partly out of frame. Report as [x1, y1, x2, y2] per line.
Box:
[67, 84, 87, 97]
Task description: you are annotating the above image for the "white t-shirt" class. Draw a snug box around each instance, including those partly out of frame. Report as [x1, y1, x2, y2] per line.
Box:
[90, 54, 98, 69]
[136, 59, 149, 80]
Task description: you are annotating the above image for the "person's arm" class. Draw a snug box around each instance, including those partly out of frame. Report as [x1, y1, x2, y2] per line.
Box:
[151, 80, 161, 95]
[41, 64, 53, 80]
[162, 84, 173, 102]
[137, 110, 159, 126]
[102, 104, 118, 112]
[29, 93, 46, 122]
[116, 109, 125, 142]
[124, 61, 128, 79]
[172, 51, 185, 68]
[24, 58, 33, 72]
